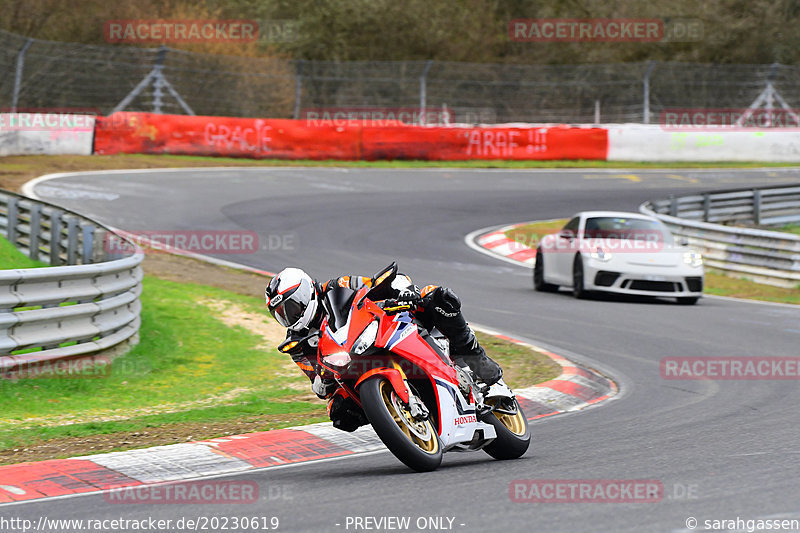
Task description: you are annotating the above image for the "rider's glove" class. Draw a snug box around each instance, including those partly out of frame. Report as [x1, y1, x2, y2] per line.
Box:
[312, 375, 337, 399]
[396, 288, 421, 305]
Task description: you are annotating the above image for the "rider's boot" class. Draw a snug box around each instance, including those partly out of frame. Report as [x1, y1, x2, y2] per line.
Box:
[453, 333, 503, 386]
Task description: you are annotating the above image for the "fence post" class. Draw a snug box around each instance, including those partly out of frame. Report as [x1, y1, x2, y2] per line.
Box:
[643, 61, 656, 124]
[11, 38, 33, 112]
[419, 60, 433, 125]
[293, 60, 304, 120]
[753, 189, 762, 226]
[703, 193, 710, 222]
[669, 195, 678, 216]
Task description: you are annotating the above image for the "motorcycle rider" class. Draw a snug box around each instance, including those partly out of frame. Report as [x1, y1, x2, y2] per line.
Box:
[264, 266, 503, 432]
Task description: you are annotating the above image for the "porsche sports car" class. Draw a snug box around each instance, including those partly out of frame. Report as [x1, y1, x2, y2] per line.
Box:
[533, 211, 704, 304]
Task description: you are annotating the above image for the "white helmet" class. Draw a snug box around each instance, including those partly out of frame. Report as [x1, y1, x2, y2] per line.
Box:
[265, 268, 318, 331]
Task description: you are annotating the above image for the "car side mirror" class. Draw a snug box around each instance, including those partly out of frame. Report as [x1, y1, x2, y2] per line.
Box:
[559, 230, 574, 240]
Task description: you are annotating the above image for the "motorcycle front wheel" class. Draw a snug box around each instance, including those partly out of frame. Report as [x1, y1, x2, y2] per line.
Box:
[359, 376, 442, 472]
[481, 397, 531, 460]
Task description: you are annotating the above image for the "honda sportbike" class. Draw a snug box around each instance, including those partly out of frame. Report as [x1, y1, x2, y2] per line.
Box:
[280, 263, 530, 472]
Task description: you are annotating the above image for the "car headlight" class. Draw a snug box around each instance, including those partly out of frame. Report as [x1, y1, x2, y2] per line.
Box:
[589, 247, 613, 262]
[683, 251, 703, 268]
[352, 320, 379, 355]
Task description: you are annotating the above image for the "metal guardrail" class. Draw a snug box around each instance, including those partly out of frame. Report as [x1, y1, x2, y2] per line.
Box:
[0, 190, 143, 366]
[641, 184, 800, 288]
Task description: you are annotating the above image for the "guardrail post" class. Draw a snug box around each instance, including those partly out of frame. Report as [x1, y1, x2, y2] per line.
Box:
[753, 189, 762, 226]
[66, 217, 79, 265]
[703, 193, 710, 222]
[81, 224, 94, 264]
[29, 204, 42, 260]
[49, 210, 62, 265]
[6, 197, 19, 246]
[669, 195, 678, 217]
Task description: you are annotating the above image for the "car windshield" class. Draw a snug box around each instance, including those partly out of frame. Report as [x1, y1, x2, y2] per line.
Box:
[582, 217, 673, 245]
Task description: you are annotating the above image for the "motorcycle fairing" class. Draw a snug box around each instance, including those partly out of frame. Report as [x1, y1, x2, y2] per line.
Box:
[318, 284, 498, 449]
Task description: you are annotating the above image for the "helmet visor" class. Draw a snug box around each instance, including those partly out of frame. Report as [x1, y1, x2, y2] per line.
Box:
[273, 297, 305, 328]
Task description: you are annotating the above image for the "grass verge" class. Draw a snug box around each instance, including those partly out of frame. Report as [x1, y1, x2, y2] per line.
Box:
[0, 236, 47, 269]
[0, 238, 560, 464]
[778, 224, 800, 237]
[505, 219, 800, 304]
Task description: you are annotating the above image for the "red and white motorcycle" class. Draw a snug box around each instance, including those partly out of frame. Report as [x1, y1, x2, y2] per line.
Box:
[281, 263, 530, 472]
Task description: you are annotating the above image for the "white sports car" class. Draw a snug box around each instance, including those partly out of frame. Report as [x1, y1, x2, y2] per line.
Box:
[533, 211, 704, 304]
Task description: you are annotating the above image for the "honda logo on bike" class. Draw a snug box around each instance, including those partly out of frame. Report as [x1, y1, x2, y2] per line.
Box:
[454, 415, 477, 425]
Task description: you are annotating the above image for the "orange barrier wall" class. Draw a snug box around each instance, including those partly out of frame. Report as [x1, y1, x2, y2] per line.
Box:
[94, 112, 608, 160]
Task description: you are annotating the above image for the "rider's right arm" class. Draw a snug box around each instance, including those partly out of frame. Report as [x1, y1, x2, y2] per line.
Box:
[292, 354, 317, 383]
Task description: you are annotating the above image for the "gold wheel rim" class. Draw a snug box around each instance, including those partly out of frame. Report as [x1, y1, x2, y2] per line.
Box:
[487, 399, 527, 436]
[379, 380, 439, 454]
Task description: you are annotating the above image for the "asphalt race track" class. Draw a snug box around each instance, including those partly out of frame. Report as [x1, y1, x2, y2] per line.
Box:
[13, 167, 800, 532]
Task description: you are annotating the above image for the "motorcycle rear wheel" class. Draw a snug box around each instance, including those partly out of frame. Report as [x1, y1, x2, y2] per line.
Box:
[360, 376, 443, 472]
[481, 398, 531, 460]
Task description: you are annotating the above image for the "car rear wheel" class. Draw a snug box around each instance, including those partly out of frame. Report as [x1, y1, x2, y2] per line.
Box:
[572, 255, 589, 299]
[533, 248, 558, 292]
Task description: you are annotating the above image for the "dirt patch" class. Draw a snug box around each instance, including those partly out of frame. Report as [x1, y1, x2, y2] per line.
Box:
[199, 298, 285, 349]
[198, 296, 309, 389]
[0, 412, 326, 466]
